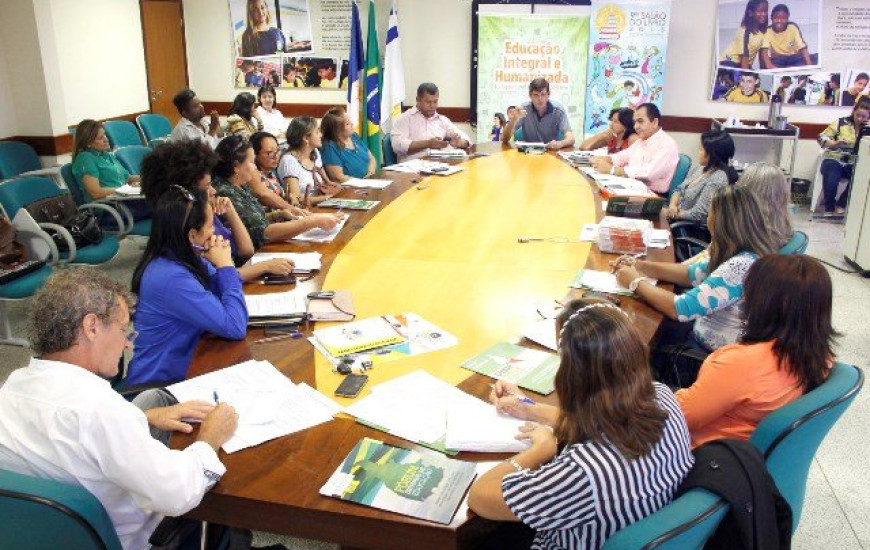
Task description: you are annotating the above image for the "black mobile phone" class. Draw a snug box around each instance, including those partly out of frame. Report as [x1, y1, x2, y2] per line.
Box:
[307, 291, 335, 299]
[428, 166, 449, 173]
[262, 274, 296, 285]
[583, 290, 621, 306]
[335, 373, 368, 398]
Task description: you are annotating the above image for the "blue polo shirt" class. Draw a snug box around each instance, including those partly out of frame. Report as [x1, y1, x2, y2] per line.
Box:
[515, 100, 571, 143]
[321, 134, 370, 178]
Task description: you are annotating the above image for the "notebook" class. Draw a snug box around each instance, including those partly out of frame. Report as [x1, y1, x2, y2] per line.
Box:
[312, 316, 406, 357]
[306, 290, 355, 322]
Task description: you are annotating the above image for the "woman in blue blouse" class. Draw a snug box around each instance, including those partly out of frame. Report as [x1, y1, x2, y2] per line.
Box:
[320, 107, 376, 182]
[126, 187, 248, 385]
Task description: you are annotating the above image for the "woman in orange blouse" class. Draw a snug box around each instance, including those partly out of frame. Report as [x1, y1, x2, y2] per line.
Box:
[675, 254, 836, 448]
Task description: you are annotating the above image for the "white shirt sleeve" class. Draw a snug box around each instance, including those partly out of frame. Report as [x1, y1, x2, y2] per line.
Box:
[390, 112, 412, 156]
[78, 400, 226, 517]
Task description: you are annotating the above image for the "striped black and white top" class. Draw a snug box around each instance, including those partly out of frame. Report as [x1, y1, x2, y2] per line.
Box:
[502, 383, 694, 550]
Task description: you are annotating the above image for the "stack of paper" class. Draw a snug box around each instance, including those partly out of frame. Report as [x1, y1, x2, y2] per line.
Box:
[383, 159, 458, 174]
[595, 175, 657, 198]
[341, 178, 393, 189]
[569, 269, 658, 296]
[244, 291, 306, 325]
[250, 252, 322, 272]
[289, 215, 348, 243]
[114, 184, 141, 196]
[166, 360, 343, 453]
[344, 370, 529, 453]
[646, 229, 671, 249]
[428, 148, 468, 160]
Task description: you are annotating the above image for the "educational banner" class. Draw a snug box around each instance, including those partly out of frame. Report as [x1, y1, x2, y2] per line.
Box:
[712, 0, 870, 106]
[583, 0, 672, 136]
[476, 14, 590, 143]
[229, 0, 352, 90]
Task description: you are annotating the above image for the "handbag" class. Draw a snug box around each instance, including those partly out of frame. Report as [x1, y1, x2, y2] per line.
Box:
[0, 216, 27, 268]
[25, 196, 103, 251]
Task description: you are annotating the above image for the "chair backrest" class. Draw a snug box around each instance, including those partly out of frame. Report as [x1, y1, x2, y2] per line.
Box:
[60, 163, 89, 206]
[114, 146, 152, 176]
[750, 362, 863, 528]
[0, 468, 123, 550]
[102, 120, 144, 149]
[778, 230, 808, 255]
[382, 133, 397, 166]
[668, 153, 692, 199]
[600, 488, 728, 550]
[0, 141, 42, 180]
[136, 114, 172, 145]
[0, 176, 67, 218]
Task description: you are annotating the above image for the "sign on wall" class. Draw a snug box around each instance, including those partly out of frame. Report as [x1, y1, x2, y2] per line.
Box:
[583, 0, 672, 136]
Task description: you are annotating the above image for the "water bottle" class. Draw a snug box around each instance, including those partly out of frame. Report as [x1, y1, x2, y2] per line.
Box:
[767, 95, 782, 128]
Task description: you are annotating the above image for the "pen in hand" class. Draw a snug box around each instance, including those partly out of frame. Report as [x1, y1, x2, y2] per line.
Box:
[490, 383, 536, 405]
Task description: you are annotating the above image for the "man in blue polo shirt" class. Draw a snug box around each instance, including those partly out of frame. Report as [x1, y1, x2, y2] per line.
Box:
[501, 78, 575, 150]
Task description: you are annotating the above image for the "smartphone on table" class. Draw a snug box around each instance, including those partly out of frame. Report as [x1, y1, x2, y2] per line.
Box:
[335, 374, 368, 398]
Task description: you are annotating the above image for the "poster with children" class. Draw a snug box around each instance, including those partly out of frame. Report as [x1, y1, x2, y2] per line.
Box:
[711, 0, 870, 106]
[583, 0, 673, 136]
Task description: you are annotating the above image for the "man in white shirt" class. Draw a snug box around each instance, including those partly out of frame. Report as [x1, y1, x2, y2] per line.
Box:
[589, 102, 679, 195]
[390, 82, 472, 161]
[170, 89, 224, 149]
[0, 270, 238, 550]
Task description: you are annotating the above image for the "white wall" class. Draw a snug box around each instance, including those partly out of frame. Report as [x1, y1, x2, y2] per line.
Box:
[0, 33, 19, 138]
[50, 0, 149, 127]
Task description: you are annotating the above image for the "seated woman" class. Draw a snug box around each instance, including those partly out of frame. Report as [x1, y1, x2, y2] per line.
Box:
[213, 135, 340, 249]
[579, 108, 638, 153]
[254, 85, 287, 143]
[615, 186, 779, 361]
[816, 98, 869, 216]
[736, 162, 794, 249]
[126, 187, 248, 385]
[676, 255, 835, 447]
[71, 119, 149, 220]
[320, 107, 376, 182]
[468, 298, 693, 549]
[139, 139, 293, 282]
[250, 131, 303, 213]
[225, 92, 263, 140]
[278, 117, 342, 205]
[666, 129, 738, 224]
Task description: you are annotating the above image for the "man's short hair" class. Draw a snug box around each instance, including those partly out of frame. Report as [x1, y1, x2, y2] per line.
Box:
[173, 89, 197, 115]
[856, 72, 870, 82]
[637, 102, 662, 122]
[529, 78, 549, 94]
[27, 270, 136, 356]
[738, 71, 759, 81]
[507, 105, 516, 111]
[417, 82, 439, 97]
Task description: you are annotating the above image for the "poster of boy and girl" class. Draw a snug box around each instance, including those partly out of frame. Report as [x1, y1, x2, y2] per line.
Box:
[712, 0, 869, 106]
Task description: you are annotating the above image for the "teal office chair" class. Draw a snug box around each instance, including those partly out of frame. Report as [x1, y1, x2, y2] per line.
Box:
[750, 362, 863, 530]
[136, 113, 173, 147]
[778, 230, 809, 254]
[600, 489, 728, 550]
[382, 133, 397, 166]
[61, 164, 151, 237]
[114, 146, 152, 175]
[103, 120, 144, 149]
[0, 141, 62, 183]
[667, 154, 692, 199]
[0, 177, 121, 265]
[0, 468, 122, 550]
[0, 262, 53, 346]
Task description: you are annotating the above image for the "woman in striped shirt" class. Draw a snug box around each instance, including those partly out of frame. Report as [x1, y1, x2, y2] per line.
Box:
[468, 299, 694, 550]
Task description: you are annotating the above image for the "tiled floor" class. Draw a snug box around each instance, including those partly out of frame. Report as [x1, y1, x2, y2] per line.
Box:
[0, 210, 865, 549]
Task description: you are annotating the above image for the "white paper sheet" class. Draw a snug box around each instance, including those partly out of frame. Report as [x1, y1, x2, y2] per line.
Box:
[249, 252, 322, 271]
[522, 318, 558, 351]
[341, 178, 393, 189]
[289, 215, 348, 243]
[243, 291, 305, 318]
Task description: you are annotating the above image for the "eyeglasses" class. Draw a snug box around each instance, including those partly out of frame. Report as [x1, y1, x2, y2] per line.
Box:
[263, 150, 279, 158]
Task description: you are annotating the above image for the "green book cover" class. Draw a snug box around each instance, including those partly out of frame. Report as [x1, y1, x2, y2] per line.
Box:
[318, 198, 380, 210]
[461, 342, 559, 395]
[320, 438, 476, 524]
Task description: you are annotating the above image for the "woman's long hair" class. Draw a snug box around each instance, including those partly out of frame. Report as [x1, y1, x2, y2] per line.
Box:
[213, 135, 252, 180]
[285, 116, 319, 161]
[741, 255, 837, 391]
[320, 107, 345, 143]
[616, 108, 636, 142]
[707, 186, 779, 272]
[241, 0, 270, 53]
[736, 162, 793, 249]
[229, 92, 256, 120]
[554, 298, 667, 460]
[73, 119, 102, 160]
[132, 187, 211, 294]
[741, 0, 768, 32]
[700, 129, 738, 184]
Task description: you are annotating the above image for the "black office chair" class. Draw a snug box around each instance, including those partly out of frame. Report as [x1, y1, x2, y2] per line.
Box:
[670, 221, 711, 263]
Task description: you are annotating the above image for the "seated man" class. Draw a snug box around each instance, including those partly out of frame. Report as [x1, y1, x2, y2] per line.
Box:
[501, 77, 575, 149]
[590, 103, 679, 195]
[170, 88, 225, 149]
[722, 72, 770, 103]
[0, 270, 238, 550]
[390, 82, 471, 162]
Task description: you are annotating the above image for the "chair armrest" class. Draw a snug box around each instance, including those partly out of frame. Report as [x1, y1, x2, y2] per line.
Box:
[674, 236, 710, 249]
[37, 223, 76, 263]
[19, 166, 61, 178]
[15, 228, 60, 265]
[104, 200, 134, 232]
[77, 203, 128, 237]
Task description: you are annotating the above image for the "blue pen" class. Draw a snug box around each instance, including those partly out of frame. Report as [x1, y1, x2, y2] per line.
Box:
[213, 391, 219, 404]
[490, 383, 535, 405]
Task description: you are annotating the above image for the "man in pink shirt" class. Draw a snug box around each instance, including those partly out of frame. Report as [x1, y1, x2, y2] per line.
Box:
[590, 103, 679, 195]
[390, 82, 472, 161]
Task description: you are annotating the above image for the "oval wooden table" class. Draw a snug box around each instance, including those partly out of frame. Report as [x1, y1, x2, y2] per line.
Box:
[175, 146, 674, 550]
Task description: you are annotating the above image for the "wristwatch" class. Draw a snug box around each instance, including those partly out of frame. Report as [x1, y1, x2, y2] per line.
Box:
[628, 276, 647, 293]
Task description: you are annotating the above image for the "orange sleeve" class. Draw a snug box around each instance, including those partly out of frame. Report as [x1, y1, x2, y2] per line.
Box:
[675, 346, 753, 432]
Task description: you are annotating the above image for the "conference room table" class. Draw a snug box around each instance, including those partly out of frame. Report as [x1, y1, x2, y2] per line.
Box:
[173, 143, 675, 550]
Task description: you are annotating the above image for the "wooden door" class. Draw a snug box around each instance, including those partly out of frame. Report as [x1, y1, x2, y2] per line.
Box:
[140, 0, 188, 124]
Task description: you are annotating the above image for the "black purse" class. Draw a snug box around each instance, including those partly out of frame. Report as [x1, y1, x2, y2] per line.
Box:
[25, 196, 103, 251]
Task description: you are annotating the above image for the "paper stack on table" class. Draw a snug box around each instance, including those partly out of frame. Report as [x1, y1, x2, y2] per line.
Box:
[383, 159, 460, 174]
[289, 215, 348, 243]
[341, 178, 393, 189]
[166, 360, 343, 453]
[244, 291, 305, 318]
[114, 184, 141, 196]
[428, 148, 468, 160]
[250, 252, 322, 272]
